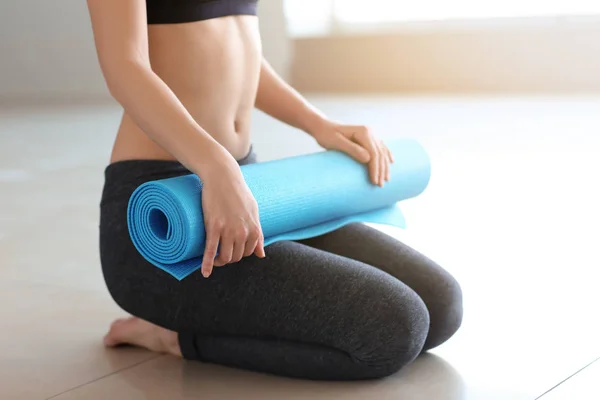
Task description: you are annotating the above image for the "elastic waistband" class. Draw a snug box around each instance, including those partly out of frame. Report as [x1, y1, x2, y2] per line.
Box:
[103, 146, 257, 187]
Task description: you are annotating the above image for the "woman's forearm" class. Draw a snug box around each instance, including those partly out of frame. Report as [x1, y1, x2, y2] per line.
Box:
[105, 60, 227, 178]
[255, 59, 327, 135]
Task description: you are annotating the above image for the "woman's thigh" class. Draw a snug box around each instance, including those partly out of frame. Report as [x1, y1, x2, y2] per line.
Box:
[297, 223, 463, 351]
[102, 234, 430, 375]
[104, 237, 425, 340]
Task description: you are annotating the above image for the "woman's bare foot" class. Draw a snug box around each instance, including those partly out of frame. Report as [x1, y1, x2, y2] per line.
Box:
[103, 317, 182, 357]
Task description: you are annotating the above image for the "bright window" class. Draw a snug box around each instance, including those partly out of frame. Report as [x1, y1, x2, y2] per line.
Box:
[285, 0, 600, 35]
[334, 0, 600, 23]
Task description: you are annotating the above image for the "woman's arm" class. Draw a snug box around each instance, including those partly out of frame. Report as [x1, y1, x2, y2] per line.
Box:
[87, 0, 265, 276]
[255, 58, 392, 187]
[87, 0, 227, 178]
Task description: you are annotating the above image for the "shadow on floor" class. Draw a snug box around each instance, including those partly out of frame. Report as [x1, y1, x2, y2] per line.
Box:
[107, 351, 466, 399]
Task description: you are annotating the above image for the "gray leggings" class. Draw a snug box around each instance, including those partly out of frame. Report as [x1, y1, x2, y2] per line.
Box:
[99, 153, 463, 381]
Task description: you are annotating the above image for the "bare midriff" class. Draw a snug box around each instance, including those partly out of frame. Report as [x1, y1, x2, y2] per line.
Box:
[110, 15, 262, 164]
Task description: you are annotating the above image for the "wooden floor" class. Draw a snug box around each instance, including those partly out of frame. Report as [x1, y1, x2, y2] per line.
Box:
[1, 95, 599, 400]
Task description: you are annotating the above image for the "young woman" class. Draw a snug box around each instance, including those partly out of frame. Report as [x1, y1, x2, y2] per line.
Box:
[90, 0, 463, 381]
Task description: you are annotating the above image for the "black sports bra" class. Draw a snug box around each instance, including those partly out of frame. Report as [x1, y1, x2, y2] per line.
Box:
[146, 0, 259, 24]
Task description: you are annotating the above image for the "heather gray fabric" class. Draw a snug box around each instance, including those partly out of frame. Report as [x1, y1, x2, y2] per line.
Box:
[99, 153, 462, 381]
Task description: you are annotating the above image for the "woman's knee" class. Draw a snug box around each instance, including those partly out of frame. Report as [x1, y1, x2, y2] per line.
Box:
[348, 286, 431, 379]
[102, 267, 154, 322]
[422, 270, 463, 351]
[104, 275, 138, 316]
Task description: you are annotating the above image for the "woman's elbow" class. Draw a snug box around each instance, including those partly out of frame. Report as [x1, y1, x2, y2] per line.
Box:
[100, 59, 145, 101]
[101, 65, 126, 100]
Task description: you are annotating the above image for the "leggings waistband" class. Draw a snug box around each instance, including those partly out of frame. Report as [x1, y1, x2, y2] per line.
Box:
[100, 146, 257, 206]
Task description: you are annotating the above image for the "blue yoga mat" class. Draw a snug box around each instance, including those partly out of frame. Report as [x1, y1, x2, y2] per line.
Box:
[127, 138, 431, 280]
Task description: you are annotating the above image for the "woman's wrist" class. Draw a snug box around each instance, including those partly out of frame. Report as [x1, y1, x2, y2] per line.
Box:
[297, 105, 330, 137]
[192, 143, 243, 185]
[180, 137, 229, 180]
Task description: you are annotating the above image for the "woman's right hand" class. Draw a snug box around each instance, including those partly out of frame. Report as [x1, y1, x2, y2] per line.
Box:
[199, 152, 266, 278]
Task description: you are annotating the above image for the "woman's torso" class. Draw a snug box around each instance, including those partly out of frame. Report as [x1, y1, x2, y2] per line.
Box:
[110, 12, 262, 164]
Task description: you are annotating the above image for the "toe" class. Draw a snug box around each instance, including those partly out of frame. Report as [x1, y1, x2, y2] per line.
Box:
[103, 332, 119, 347]
[103, 317, 134, 347]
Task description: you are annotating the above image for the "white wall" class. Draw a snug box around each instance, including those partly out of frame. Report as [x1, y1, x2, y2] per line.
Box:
[0, 0, 107, 100]
[0, 0, 291, 101]
[258, 0, 291, 80]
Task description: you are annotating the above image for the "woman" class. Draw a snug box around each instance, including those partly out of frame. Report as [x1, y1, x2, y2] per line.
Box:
[90, 0, 462, 381]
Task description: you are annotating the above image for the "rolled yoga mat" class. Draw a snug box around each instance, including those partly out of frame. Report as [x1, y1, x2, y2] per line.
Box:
[127, 138, 431, 280]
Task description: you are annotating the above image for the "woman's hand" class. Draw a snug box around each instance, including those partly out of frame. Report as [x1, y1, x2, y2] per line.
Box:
[309, 120, 394, 187]
[198, 150, 265, 278]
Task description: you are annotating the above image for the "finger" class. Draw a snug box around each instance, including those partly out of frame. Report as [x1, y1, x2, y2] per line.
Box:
[385, 153, 390, 181]
[213, 255, 226, 267]
[254, 230, 266, 258]
[201, 227, 220, 278]
[362, 138, 380, 186]
[383, 144, 392, 180]
[379, 143, 389, 183]
[231, 239, 245, 263]
[377, 141, 388, 183]
[214, 235, 234, 266]
[228, 223, 250, 263]
[336, 134, 370, 163]
[351, 129, 379, 185]
[244, 237, 258, 258]
[244, 228, 260, 257]
[369, 151, 380, 186]
[385, 144, 395, 163]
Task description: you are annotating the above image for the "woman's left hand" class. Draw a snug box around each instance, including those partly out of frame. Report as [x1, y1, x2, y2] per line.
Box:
[309, 120, 394, 187]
